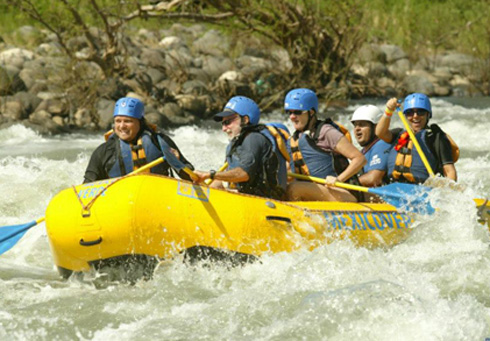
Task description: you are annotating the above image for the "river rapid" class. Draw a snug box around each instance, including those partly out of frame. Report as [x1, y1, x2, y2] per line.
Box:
[1, 97, 490, 340]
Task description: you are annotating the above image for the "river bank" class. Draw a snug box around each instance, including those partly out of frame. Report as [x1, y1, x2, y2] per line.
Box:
[0, 24, 488, 134]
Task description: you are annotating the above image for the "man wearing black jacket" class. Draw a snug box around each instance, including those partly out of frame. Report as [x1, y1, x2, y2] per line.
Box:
[83, 97, 193, 183]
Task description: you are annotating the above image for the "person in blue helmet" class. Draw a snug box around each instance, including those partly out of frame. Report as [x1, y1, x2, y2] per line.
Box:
[194, 96, 289, 199]
[376, 94, 457, 183]
[350, 104, 392, 188]
[83, 96, 194, 183]
[285, 88, 366, 202]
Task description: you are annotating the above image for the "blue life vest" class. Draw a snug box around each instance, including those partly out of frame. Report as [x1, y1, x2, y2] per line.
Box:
[387, 129, 438, 183]
[108, 131, 166, 178]
[225, 124, 286, 199]
[288, 132, 337, 178]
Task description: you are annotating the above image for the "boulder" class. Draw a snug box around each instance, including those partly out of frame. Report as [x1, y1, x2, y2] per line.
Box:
[193, 30, 230, 57]
[402, 73, 435, 95]
[140, 48, 166, 68]
[379, 44, 407, 63]
[1, 100, 25, 120]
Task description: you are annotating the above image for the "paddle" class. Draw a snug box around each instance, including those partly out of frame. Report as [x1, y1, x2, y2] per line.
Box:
[397, 108, 435, 176]
[0, 156, 168, 256]
[288, 172, 435, 214]
[157, 138, 198, 181]
[204, 162, 229, 185]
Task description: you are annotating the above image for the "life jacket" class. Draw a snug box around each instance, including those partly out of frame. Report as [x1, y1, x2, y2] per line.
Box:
[104, 128, 167, 178]
[264, 123, 291, 189]
[388, 124, 458, 183]
[226, 124, 287, 199]
[288, 118, 352, 179]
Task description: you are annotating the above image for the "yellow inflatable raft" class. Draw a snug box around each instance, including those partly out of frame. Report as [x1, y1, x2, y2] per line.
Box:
[45, 174, 416, 278]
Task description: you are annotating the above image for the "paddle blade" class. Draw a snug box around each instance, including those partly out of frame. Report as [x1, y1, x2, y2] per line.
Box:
[369, 183, 435, 214]
[0, 220, 38, 255]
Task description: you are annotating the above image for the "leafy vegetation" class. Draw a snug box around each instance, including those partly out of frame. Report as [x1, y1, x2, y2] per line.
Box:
[1, 0, 488, 104]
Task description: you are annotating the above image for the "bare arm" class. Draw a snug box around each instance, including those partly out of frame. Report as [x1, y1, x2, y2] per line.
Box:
[376, 97, 399, 143]
[334, 136, 366, 183]
[359, 169, 386, 187]
[443, 163, 457, 181]
[195, 167, 250, 183]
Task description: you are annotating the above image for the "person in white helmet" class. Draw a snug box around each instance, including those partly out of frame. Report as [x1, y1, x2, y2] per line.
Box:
[350, 104, 392, 188]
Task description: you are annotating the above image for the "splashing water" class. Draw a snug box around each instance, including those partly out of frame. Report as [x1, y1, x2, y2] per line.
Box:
[1, 97, 490, 340]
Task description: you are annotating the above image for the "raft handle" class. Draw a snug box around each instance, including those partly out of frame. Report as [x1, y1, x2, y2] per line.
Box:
[80, 237, 103, 246]
[266, 216, 291, 223]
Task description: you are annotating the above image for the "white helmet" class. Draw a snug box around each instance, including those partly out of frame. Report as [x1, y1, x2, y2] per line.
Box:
[350, 105, 382, 124]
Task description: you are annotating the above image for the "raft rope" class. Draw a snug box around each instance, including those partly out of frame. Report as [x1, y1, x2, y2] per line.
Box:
[72, 176, 130, 217]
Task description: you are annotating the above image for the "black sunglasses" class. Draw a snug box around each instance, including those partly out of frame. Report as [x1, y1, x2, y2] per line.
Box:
[405, 109, 428, 117]
[221, 115, 240, 126]
[286, 110, 307, 116]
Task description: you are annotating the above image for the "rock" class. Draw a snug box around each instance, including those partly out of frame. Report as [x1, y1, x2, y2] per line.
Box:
[182, 80, 208, 95]
[159, 36, 185, 49]
[96, 99, 116, 130]
[0, 48, 35, 69]
[270, 48, 293, 73]
[73, 108, 94, 128]
[35, 42, 63, 56]
[387, 58, 410, 78]
[193, 30, 230, 57]
[137, 29, 160, 46]
[29, 109, 51, 124]
[379, 44, 407, 63]
[146, 67, 166, 85]
[357, 43, 387, 64]
[201, 55, 233, 79]
[19, 68, 44, 91]
[440, 52, 476, 73]
[13, 91, 42, 114]
[140, 48, 166, 68]
[1, 100, 25, 120]
[218, 71, 242, 82]
[10, 26, 45, 46]
[145, 112, 170, 128]
[402, 73, 435, 95]
[188, 68, 212, 83]
[161, 102, 183, 118]
[0, 66, 12, 95]
[366, 62, 390, 78]
[164, 48, 193, 70]
[52, 115, 64, 126]
[175, 94, 206, 117]
[434, 85, 451, 96]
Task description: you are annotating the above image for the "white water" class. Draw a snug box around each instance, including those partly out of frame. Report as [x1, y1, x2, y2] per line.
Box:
[1, 98, 490, 340]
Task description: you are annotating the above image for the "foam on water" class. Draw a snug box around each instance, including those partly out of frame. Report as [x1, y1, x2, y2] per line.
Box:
[1, 99, 490, 340]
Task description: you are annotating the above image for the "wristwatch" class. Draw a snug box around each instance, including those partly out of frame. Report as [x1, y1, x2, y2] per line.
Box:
[209, 169, 216, 180]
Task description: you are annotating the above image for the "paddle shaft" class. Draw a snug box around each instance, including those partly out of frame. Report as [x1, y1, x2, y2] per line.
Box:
[397, 109, 435, 176]
[288, 172, 369, 193]
[205, 162, 229, 185]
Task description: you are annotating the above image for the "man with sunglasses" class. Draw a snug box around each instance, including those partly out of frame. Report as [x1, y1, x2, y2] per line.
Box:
[376, 93, 457, 183]
[285, 88, 366, 202]
[194, 96, 287, 199]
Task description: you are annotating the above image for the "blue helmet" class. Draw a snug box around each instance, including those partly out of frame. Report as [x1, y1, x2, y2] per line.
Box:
[113, 97, 144, 119]
[214, 96, 260, 125]
[284, 88, 318, 112]
[403, 93, 432, 118]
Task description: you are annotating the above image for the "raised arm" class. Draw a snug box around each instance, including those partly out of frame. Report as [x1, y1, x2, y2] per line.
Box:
[376, 97, 399, 143]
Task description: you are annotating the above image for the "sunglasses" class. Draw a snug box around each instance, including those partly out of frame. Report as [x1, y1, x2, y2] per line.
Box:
[405, 109, 428, 117]
[221, 115, 240, 127]
[286, 110, 307, 116]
